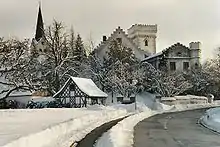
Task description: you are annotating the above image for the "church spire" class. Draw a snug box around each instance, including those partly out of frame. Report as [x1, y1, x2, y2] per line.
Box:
[35, 3, 44, 42]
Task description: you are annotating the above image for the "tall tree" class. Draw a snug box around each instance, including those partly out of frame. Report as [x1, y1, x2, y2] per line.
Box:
[107, 40, 137, 66]
[73, 34, 87, 62]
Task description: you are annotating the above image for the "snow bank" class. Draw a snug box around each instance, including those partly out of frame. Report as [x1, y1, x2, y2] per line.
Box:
[95, 99, 220, 147]
[95, 98, 171, 147]
[0, 105, 133, 147]
[95, 110, 158, 147]
[200, 107, 220, 133]
[161, 95, 209, 105]
[171, 101, 220, 112]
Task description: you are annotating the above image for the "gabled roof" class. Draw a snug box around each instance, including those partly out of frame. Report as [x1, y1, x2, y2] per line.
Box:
[53, 77, 108, 98]
[142, 42, 190, 62]
[164, 42, 190, 52]
[143, 52, 163, 61]
[94, 26, 146, 54]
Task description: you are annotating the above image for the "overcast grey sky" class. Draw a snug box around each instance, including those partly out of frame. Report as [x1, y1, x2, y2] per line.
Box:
[0, 0, 220, 61]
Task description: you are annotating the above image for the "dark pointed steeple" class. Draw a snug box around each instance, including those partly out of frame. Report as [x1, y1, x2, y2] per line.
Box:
[35, 3, 44, 42]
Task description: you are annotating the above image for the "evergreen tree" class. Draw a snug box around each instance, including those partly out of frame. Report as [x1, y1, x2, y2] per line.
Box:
[107, 40, 137, 65]
[74, 34, 87, 62]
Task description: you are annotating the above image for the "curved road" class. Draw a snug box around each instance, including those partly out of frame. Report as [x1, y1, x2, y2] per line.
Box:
[134, 108, 220, 147]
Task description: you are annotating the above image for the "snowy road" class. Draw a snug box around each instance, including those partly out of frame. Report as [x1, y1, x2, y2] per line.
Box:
[133, 108, 220, 147]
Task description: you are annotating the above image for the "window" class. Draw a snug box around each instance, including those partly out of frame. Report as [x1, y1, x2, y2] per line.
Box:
[177, 52, 181, 56]
[69, 84, 75, 96]
[145, 40, 148, 46]
[195, 63, 199, 69]
[116, 38, 122, 44]
[39, 48, 42, 52]
[170, 62, 176, 71]
[183, 62, 189, 70]
[69, 84, 75, 91]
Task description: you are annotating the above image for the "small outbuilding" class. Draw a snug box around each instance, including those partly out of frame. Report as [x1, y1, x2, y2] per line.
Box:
[53, 77, 108, 108]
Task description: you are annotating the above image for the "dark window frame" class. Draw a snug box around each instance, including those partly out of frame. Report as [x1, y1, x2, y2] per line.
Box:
[170, 62, 176, 71]
[183, 62, 189, 70]
[145, 40, 148, 46]
[116, 38, 122, 44]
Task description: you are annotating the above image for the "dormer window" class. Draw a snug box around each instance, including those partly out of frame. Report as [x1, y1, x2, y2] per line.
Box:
[145, 40, 148, 46]
[116, 38, 122, 44]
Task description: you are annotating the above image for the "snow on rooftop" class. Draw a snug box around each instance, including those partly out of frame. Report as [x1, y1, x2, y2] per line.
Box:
[142, 52, 162, 61]
[71, 77, 108, 98]
[54, 77, 108, 98]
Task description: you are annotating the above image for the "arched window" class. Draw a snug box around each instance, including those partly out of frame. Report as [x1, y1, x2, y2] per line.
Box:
[145, 40, 148, 46]
[195, 63, 199, 69]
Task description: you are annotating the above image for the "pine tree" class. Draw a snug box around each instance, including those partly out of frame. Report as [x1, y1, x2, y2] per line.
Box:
[74, 34, 87, 62]
[107, 40, 137, 65]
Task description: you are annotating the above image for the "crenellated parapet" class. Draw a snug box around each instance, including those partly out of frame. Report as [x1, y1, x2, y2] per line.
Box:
[128, 24, 157, 35]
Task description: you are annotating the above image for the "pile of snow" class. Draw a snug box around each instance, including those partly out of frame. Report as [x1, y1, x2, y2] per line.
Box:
[161, 95, 208, 105]
[171, 101, 220, 112]
[95, 111, 158, 147]
[200, 107, 220, 133]
[95, 97, 173, 147]
[0, 105, 132, 147]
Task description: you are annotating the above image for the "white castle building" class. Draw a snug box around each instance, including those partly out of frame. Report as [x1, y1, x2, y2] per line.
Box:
[31, 5, 201, 72]
[94, 24, 201, 72]
[94, 24, 157, 62]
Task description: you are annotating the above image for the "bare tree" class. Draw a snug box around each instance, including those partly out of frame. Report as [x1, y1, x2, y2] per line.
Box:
[0, 37, 38, 100]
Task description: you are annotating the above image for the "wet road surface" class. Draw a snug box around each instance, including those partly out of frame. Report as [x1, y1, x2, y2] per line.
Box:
[134, 108, 220, 147]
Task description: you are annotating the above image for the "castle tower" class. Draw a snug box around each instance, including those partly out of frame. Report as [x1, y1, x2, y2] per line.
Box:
[189, 42, 201, 69]
[127, 24, 157, 55]
[35, 4, 44, 42]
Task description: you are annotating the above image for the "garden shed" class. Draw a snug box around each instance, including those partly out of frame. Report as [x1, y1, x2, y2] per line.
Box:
[53, 77, 108, 108]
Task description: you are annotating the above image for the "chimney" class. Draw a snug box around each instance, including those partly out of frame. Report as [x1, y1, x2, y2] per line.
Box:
[103, 36, 107, 41]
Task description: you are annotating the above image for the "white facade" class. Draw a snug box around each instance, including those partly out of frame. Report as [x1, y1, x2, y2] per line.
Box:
[144, 42, 201, 72]
[128, 24, 157, 55]
[94, 26, 151, 62]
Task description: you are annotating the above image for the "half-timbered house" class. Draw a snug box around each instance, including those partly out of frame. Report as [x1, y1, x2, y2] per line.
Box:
[53, 77, 108, 108]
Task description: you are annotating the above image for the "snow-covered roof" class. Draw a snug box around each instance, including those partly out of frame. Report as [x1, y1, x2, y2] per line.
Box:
[142, 52, 162, 61]
[54, 77, 108, 98]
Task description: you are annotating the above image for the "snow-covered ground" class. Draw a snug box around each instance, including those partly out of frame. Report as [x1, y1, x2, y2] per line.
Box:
[0, 105, 133, 147]
[1, 92, 220, 147]
[200, 107, 220, 133]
